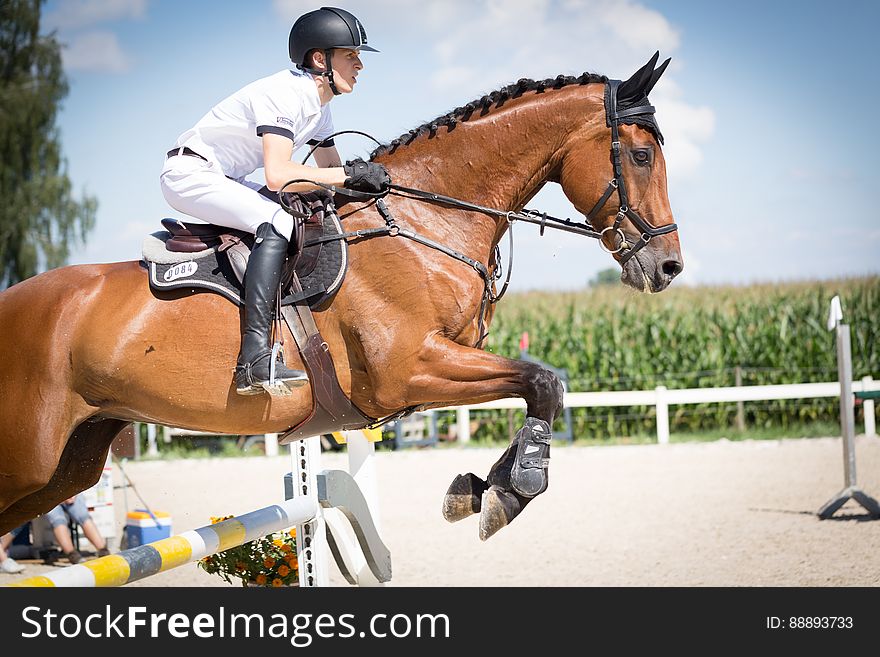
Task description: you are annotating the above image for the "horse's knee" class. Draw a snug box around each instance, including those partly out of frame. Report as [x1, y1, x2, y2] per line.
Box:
[523, 363, 564, 420]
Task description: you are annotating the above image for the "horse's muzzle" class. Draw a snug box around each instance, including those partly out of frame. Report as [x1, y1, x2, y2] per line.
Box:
[654, 251, 683, 291]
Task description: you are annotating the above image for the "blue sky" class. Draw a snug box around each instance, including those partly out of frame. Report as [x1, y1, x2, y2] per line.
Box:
[45, 0, 879, 292]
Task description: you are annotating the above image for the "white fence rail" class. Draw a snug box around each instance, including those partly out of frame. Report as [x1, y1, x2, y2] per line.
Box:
[135, 377, 878, 452]
[442, 376, 880, 444]
[135, 424, 280, 458]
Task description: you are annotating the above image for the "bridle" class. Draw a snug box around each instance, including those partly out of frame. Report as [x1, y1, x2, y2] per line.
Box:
[282, 80, 678, 343]
[585, 78, 678, 266]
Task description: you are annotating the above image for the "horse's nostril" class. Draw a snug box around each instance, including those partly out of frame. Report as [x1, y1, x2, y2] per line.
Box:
[661, 258, 683, 279]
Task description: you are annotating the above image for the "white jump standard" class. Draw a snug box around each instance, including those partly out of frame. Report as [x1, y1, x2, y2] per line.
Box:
[6, 432, 391, 587]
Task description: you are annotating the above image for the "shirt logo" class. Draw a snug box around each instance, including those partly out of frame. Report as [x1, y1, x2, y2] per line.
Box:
[276, 116, 295, 128]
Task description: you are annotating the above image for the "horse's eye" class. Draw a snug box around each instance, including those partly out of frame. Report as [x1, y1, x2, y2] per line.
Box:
[632, 150, 651, 166]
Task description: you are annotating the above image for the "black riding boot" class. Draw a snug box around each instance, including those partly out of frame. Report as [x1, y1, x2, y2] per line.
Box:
[235, 222, 308, 395]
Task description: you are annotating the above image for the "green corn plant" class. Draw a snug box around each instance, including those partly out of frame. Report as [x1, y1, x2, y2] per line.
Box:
[476, 277, 879, 442]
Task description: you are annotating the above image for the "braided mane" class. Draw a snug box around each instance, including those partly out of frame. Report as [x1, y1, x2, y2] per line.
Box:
[370, 72, 608, 159]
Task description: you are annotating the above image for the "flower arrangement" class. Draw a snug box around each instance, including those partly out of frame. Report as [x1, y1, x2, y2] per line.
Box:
[197, 515, 299, 587]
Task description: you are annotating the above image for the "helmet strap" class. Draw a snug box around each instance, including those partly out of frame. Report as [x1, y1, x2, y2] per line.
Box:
[323, 49, 340, 96]
[296, 49, 341, 96]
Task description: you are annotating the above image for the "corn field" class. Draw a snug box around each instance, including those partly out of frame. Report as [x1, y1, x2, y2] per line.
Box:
[467, 276, 880, 441]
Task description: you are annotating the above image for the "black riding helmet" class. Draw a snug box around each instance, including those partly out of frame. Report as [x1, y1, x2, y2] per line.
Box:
[289, 7, 379, 95]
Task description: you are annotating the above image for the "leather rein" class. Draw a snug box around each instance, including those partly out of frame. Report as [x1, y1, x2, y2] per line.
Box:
[282, 80, 678, 345]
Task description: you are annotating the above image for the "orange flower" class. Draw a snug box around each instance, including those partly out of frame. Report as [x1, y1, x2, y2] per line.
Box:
[284, 553, 296, 564]
[280, 544, 293, 553]
[273, 539, 283, 547]
[263, 557, 276, 568]
[235, 562, 246, 572]
[255, 574, 267, 585]
[288, 528, 297, 538]
[277, 564, 290, 577]
[272, 578, 283, 587]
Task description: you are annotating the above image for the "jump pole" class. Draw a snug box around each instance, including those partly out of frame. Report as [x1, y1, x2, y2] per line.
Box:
[5, 496, 318, 587]
[817, 296, 880, 519]
[6, 430, 390, 588]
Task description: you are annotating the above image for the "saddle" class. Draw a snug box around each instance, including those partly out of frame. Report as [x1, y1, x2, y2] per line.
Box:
[143, 192, 347, 309]
[141, 191, 373, 440]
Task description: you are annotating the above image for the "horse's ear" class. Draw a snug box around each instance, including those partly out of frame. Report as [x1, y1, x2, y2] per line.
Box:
[644, 57, 671, 96]
[618, 51, 659, 103]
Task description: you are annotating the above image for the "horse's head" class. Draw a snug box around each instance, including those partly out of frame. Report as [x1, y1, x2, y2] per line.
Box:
[558, 53, 683, 293]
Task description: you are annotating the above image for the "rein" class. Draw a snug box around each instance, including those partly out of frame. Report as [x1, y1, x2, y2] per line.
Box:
[280, 187, 508, 346]
[282, 79, 678, 345]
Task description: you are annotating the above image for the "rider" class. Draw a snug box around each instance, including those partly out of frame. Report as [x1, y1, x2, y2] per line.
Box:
[160, 7, 391, 396]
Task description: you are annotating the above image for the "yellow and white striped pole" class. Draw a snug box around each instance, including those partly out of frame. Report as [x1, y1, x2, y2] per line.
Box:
[5, 496, 317, 588]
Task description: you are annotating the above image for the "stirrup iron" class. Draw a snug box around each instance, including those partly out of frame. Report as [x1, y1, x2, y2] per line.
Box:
[261, 342, 294, 396]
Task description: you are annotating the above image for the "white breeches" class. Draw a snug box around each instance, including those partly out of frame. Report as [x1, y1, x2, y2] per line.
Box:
[159, 154, 294, 240]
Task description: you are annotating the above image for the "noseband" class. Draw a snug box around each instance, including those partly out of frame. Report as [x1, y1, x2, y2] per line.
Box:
[585, 79, 678, 266]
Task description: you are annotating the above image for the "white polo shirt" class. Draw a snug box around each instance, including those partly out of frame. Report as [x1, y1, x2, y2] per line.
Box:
[172, 68, 335, 180]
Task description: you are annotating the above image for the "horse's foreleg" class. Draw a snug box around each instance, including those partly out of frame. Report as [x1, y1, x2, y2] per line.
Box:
[0, 417, 127, 536]
[374, 338, 564, 540]
[454, 412, 559, 541]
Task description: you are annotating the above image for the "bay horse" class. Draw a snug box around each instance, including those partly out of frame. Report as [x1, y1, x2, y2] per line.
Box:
[0, 53, 682, 542]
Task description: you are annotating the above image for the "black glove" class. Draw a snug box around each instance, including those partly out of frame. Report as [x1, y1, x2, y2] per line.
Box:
[343, 158, 391, 194]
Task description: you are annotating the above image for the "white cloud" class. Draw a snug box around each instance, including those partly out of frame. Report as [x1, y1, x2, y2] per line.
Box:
[654, 95, 715, 180]
[61, 31, 132, 73]
[430, 65, 480, 93]
[594, 0, 680, 51]
[825, 226, 880, 240]
[44, 0, 146, 74]
[422, 0, 711, 182]
[428, 0, 680, 90]
[44, 0, 147, 31]
[273, 0, 713, 183]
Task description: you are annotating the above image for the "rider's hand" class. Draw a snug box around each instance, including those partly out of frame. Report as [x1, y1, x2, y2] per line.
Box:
[343, 158, 391, 194]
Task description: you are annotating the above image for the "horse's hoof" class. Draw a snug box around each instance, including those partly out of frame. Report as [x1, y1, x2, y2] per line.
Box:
[478, 486, 520, 541]
[442, 473, 487, 523]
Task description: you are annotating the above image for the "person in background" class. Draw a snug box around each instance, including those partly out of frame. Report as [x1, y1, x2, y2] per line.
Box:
[43, 495, 111, 564]
[0, 531, 25, 574]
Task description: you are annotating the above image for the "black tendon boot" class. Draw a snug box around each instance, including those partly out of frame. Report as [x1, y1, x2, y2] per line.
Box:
[235, 223, 308, 395]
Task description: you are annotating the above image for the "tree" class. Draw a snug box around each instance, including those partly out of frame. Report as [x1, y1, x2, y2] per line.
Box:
[0, 0, 96, 288]
[588, 267, 620, 287]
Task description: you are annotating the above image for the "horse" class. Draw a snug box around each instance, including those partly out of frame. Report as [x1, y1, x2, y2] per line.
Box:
[0, 53, 682, 542]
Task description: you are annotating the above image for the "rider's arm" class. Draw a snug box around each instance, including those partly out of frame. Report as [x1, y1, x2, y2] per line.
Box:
[313, 145, 342, 168]
[262, 133, 346, 193]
